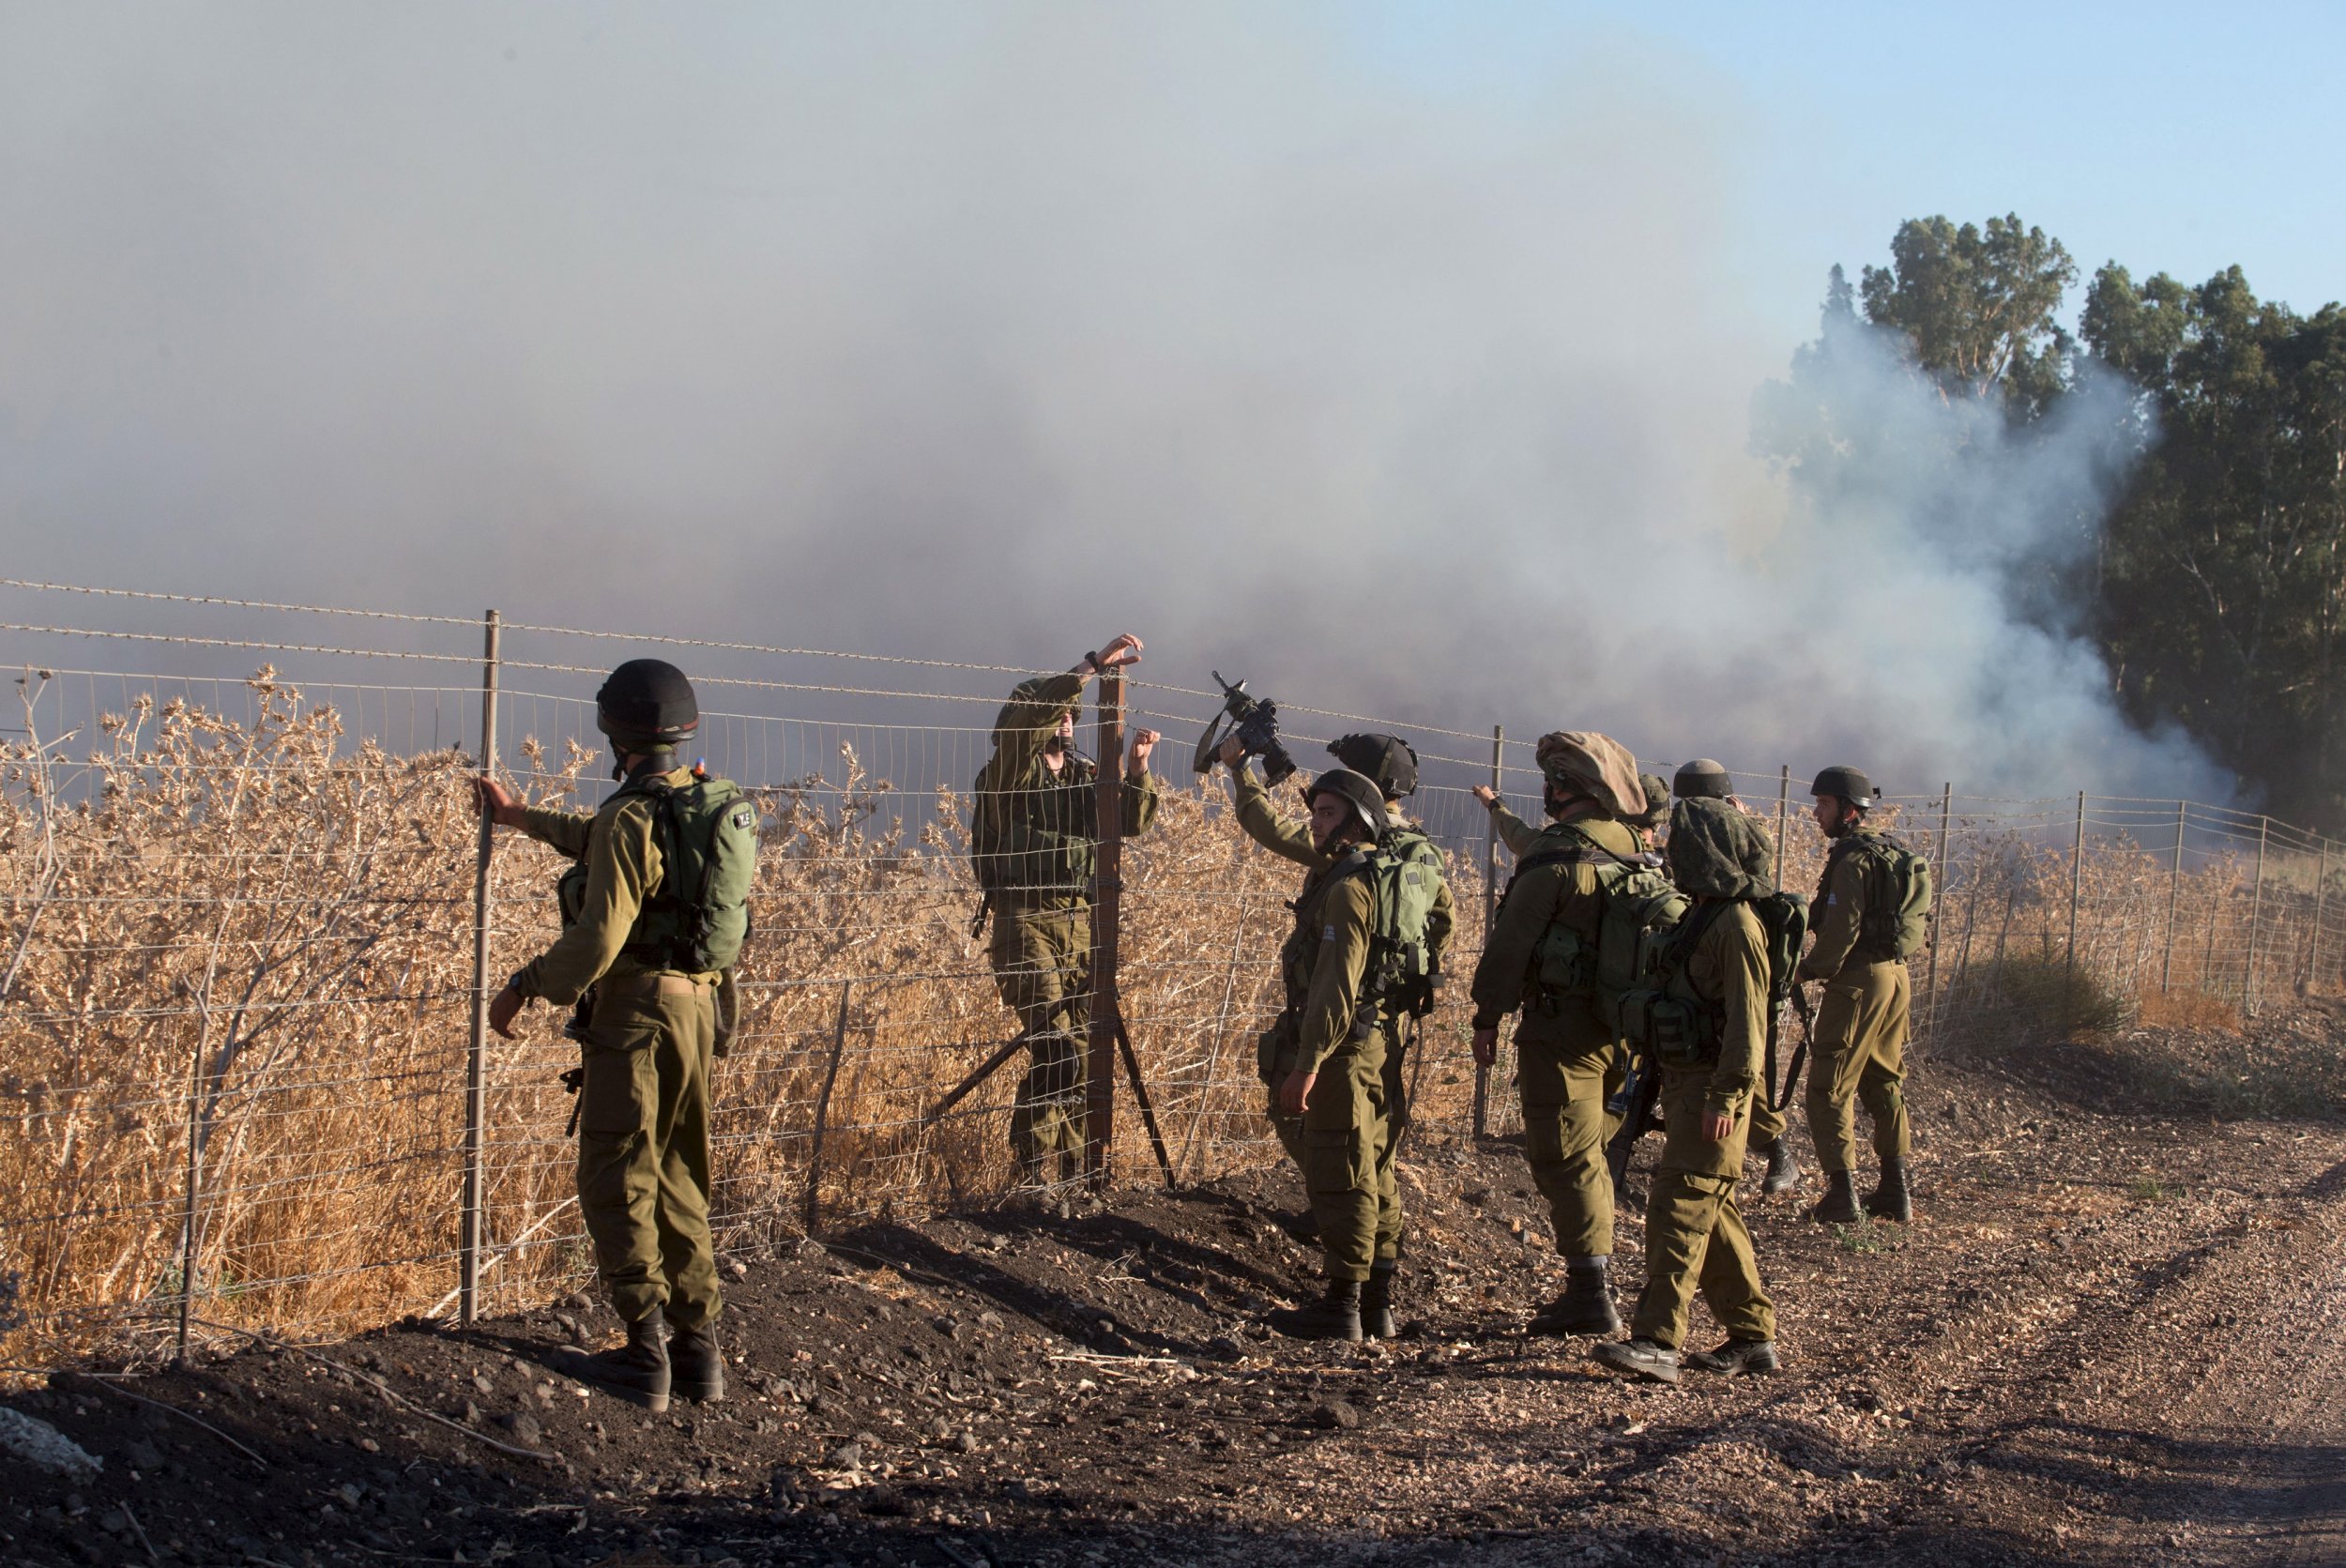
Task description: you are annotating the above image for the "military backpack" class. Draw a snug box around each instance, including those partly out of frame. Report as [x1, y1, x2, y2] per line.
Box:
[559, 767, 761, 973]
[1836, 831, 1932, 962]
[1510, 824, 1688, 1034]
[1257, 835, 1447, 1084]
[1616, 889, 1809, 1068]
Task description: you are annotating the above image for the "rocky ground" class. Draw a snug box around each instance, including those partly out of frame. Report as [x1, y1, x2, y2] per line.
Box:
[8, 1003, 2346, 1568]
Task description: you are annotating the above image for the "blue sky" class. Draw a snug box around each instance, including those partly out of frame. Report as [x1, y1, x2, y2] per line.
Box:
[1351, 0, 2344, 335]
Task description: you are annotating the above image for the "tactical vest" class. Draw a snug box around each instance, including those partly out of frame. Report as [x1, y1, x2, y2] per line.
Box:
[1820, 830, 1932, 964]
[972, 753, 1100, 903]
[558, 768, 760, 974]
[1256, 840, 1437, 1083]
[1622, 891, 1808, 1068]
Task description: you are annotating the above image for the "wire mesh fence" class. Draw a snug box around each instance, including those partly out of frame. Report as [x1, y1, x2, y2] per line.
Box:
[3, 576, 2341, 1367]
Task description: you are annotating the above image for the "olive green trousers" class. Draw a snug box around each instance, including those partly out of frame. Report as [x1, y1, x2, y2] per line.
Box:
[1630, 1067, 1775, 1350]
[1302, 1025, 1403, 1282]
[1806, 959, 1912, 1173]
[576, 982, 722, 1328]
[1517, 1031, 1616, 1257]
[990, 901, 1093, 1173]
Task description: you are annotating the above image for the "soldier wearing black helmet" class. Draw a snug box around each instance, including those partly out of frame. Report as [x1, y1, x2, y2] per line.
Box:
[1260, 767, 1413, 1342]
[474, 658, 747, 1412]
[1221, 731, 1452, 1262]
[971, 634, 1162, 1189]
[1666, 760, 1801, 1199]
[1797, 764, 1914, 1224]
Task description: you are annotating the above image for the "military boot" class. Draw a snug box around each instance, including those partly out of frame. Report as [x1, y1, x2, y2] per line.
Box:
[1361, 1264, 1398, 1340]
[1685, 1338, 1781, 1376]
[1808, 1169, 1860, 1225]
[1865, 1158, 1912, 1223]
[1591, 1337, 1681, 1385]
[571, 1307, 671, 1411]
[668, 1317, 725, 1403]
[1269, 1279, 1363, 1343]
[1528, 1260, 1621, 1337]
[1758, 1137, 1802, 1197]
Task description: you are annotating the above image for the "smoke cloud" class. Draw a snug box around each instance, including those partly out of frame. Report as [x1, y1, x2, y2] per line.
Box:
[0, 5, 2224, 800]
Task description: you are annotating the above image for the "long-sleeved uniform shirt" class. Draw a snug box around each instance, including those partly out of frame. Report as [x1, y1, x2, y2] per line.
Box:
[1469, 813, 1642, 1047]
[1291, 848, 1379, 1076]
[1233, 766, 1456, 980]
[973, 670, 1160, 908]
[1797, 831, 1889, 982]
[1682, 899, 1771, 1119]
[512, 762, 717, 1007]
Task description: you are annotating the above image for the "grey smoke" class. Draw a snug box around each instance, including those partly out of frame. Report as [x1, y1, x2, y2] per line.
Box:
[0, 6, 2224, 801]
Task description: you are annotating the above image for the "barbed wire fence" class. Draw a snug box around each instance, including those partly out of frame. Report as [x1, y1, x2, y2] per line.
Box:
[2, 577, 2340, 1368]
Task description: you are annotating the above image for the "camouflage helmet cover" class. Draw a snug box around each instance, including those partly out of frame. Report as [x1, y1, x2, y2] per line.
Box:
[1532, 731, 1644, 819]
[1627, 772, 1670, 831]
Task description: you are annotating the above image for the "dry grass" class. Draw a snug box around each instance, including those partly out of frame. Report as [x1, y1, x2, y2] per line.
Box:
[2134, 986, 2244, 1034]
[6, 677, 2342, 1367]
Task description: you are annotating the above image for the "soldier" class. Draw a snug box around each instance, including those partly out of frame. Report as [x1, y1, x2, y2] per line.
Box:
[1226, 732, 1453, 1320]
[1264, 768, 1417, 1342]
[1592, 796, 1780, 1384]
[1468, 732, 1647, 1336]
[1798, 765, 1913, 1224]
[1671, 760, 1801, 1199]
[971, 635, 1162, 1188]
[476, 659, 754, 1412]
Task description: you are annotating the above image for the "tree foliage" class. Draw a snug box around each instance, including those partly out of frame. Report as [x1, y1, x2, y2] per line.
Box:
[1860, 214, 2076, 417]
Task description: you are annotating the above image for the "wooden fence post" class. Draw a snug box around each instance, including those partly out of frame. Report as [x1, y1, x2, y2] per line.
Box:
[1927, 783, 1951, 1039]
[1775, 766, 1790, 889]
[1083, 668, 1125, 1189]
[2307, 839, 2330, 996]
[1473, 725, 1501, 1140]
[2064, 791, 2085, 1023]
[803, 981, 851, 1236]
[460, 609, 501, 1325]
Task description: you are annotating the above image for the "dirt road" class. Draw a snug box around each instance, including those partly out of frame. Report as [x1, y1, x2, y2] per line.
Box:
[7, 1028, 2345, 1567]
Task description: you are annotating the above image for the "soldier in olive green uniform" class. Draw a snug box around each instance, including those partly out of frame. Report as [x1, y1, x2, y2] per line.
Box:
[1670, 760, 1801, 1199]
[972, 634, 1161, 1186]
[1798, 765, 1913, 1223]
[1469, 732, 1649, 1336]
[1594, 796, 1780, 1384]
[1265, 769, 1403, 1343]
[478, 660, 733, 1413]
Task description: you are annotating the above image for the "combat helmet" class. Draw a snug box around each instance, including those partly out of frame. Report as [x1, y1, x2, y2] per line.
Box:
[1532, 731, 1645, 819]
[1809, 765, 1879, 809]
[597, 659, 699, 754]
[1328, 733, 1419, 800]
[1673, 758, 1733, 800]
[1627, 772, 1670, 833]
[1306, 768, 1390, 839]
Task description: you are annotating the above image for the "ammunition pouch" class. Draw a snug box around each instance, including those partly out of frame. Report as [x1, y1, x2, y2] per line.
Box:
[1257, 1015, 1302, 1086]
[1617, 989, 1714, 1069]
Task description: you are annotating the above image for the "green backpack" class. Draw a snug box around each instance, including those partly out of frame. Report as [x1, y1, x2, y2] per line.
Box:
[1847, 833, 1932, 961]
[1365, 827, 1447, 1020]
[1515, 826, 1690, 1029]
[1617, 889, 1809, 1067]
[562, 769, 761, 973]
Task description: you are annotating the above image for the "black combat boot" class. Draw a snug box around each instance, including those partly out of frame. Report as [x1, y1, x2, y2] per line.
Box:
[1270, 1279, 1363, 1343]
[1808, 1169, 1860, 1224]
[1758, 1137, 1801, 1197]
[1592, 1337, 1682, 1384]
[1361, 1264, 1398, 1340]
[668, 1317, 725, 1403]
[1529, 1259, 1622, 1336]
[571, 1306, 671, 1411]
[1685, 1338, 1781, 1375]
[1865, 1158, 1912, 1223]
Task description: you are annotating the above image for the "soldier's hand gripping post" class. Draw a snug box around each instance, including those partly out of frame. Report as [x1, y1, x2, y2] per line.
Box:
[970, 634, 1161, 1193]
[474, 659, 758, 1414]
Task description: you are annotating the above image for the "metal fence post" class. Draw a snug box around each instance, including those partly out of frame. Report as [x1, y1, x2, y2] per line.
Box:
[2161, 800, 2186, 994]
[460, 610, 501, 1325]
[2307, 839, 2330, 995]
[1774, 767, 1790, 889]
[802, 981, 851, 1236]
[1083, 667, 1125, 1189]
[1927, 783, 1951, 1038]
[1474, 724, 1501, 1140]
[2247, 815, 2268, 1017]
[2064, 792, 2086, 1014]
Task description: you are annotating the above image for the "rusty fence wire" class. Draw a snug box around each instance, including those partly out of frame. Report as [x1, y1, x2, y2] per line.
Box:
[3, 579, 2342, 1367]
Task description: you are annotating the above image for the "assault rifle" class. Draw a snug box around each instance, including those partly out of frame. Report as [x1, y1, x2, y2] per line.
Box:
[1190, 672, 1298, 787]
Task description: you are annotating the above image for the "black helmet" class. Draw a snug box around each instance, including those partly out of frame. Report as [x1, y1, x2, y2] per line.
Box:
[1809, 764, 1877, 808]
[1328, 733, 1418, 799]
[1306, 768, 1389, 839]
[597, 659, 699, 751]
[1673, 758, 1733, 799]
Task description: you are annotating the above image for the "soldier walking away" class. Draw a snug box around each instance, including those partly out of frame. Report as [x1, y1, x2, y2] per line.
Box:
[1797, 765, 1928, 1225]
[970, 634, 1161, 1190]
[1468, 732, 1648, 1337]
[1671, 759, 1801, 1199]
[1225, 733, 1452, 1331]
[1592, 796, 1782, 1385]
[475, 659, 760, 1413]
[1263, 769, 1431, 1342]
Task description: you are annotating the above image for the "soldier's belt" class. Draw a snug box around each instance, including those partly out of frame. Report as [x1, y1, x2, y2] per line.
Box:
[600, 971, 716, 1001]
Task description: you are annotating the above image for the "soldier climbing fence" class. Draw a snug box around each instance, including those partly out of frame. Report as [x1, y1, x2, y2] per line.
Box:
[3, 576, 2342, 1368]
